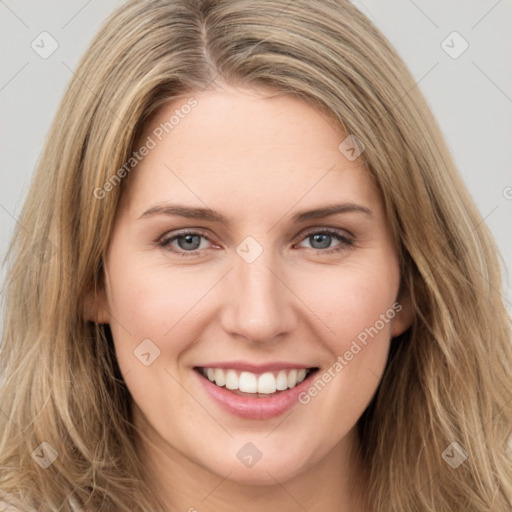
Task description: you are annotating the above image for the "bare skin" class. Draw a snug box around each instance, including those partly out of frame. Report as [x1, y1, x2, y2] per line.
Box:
[89, 83, 413, 511]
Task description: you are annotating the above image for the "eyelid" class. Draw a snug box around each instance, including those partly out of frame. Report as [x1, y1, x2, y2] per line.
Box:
[157, 225, 355, 256]
[298, 225, 354, 241]
[158, 225, 354, 242]
[157, 228, 214, 248]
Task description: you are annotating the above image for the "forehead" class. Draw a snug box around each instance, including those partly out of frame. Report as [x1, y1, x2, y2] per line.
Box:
[120, 86, 378, 220]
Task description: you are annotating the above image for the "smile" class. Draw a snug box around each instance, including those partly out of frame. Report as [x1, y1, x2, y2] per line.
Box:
[193, 363, 320, 419]
[197, 367, 316, 395]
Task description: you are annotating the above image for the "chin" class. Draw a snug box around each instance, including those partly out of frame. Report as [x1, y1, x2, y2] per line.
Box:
[204, 446, 312, 486]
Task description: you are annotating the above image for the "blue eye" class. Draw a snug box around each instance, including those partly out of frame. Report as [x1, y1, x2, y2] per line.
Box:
[157, 228, 354, 257]
[298, 229, 354, 254]
[158, 230, 210, 256]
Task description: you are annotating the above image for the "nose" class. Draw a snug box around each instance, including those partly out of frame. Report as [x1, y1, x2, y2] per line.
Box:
[219, 247, 297, 345]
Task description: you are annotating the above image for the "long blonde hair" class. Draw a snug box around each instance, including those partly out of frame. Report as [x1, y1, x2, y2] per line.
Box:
[1, 0, 511, 510]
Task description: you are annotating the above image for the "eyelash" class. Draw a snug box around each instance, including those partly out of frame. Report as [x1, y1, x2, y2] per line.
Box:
[157, 228, 354, 257]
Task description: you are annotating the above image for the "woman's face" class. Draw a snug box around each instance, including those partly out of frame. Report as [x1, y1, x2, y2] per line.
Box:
[96, 84, 412, 485]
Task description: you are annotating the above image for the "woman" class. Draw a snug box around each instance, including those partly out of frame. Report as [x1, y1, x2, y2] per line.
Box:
[1, 0, 511, 510]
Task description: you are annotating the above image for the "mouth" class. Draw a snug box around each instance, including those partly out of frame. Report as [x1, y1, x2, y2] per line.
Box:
[194, 366, 320, 398]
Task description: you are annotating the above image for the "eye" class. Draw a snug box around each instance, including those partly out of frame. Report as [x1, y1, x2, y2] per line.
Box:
[157, 227, 354, 257]
[295, 228, 354, 254]
[157, 229, 213, 257]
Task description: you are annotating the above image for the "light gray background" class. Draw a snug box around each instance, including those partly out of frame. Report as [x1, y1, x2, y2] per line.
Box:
[1, 0, 512, 323]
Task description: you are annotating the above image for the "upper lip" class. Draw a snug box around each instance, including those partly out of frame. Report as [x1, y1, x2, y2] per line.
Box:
[194, 361, 317, 373]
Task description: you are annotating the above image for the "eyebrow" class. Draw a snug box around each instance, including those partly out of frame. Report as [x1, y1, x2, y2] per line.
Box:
[138, 202, 372, 225]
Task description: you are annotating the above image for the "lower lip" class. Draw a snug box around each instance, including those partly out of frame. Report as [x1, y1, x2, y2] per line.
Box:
[194, 369, 316, 420]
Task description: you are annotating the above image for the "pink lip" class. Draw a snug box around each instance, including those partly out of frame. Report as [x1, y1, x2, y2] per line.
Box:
[194, 361, 313, 373]
[193, 367, 317, 420]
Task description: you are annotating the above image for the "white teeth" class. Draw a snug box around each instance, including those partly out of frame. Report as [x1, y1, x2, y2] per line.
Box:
[239, 371, 258, 393]
[287, 369, 298, 388]
[214, 368, 225, 387]
[225, 370, 238, 390]
[201, 367, 312, 394]
[257, 372, 277, 394]
[276, 370, 288, 391]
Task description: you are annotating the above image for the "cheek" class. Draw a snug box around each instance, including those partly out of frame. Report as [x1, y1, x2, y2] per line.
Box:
[301, 257, 400, 347]
[104, 255, 200, 416]
[106, 252, 208, 338]
[298, 258, 399, 411]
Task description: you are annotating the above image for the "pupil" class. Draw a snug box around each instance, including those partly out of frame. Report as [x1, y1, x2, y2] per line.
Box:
[312, 234, 330, 249]
[179, 234, 200, 250]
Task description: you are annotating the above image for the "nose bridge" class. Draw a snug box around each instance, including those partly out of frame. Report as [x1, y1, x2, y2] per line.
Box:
[221, 237, 295, 343]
